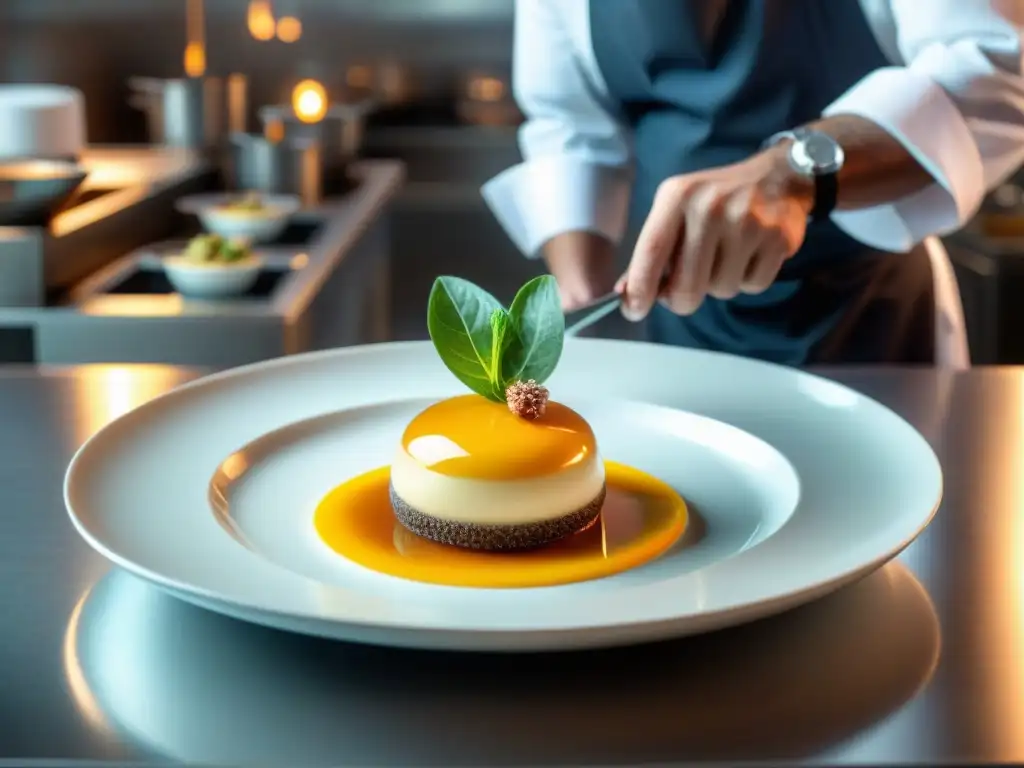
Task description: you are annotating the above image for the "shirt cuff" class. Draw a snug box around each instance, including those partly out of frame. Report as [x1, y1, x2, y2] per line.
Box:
[823, 63, 986, 253]
[481, 154, 632, 257]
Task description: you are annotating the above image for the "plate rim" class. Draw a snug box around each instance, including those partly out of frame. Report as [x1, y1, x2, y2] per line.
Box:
[63, 339, 943, 648]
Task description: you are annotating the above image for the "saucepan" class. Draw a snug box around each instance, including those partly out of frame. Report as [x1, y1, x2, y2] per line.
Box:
[227, 132, 323, 207]
[0, 158, 88, 227]
[128, 76, 225, 149]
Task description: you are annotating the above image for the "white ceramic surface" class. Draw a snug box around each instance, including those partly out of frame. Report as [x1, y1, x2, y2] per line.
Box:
[162, 255, 262, 299]
[0, 84, 85, 160]
[210, 399, 800, 588]
[64, 341, 943, 652]
[176, 193, 301, 243]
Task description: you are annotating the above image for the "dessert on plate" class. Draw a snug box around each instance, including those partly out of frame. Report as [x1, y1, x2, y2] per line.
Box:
[390, 274, 606, 550]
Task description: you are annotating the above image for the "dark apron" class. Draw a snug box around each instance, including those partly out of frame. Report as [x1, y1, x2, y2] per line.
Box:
[589, 0, 935, 365]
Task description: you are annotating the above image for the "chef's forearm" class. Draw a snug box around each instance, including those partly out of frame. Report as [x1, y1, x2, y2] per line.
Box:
[765, 114, 937, 213]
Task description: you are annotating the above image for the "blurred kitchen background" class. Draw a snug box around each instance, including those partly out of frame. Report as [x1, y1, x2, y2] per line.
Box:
[0, 0, 1022, 367]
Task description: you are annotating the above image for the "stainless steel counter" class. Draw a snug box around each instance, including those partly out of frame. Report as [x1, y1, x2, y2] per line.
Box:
[0, 364, 1020, 765]
[0, 158, 404, 367]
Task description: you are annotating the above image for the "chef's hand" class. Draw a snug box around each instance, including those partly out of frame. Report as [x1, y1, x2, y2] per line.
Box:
[617, 147, 812, 320]
[542, 231, 618, 311]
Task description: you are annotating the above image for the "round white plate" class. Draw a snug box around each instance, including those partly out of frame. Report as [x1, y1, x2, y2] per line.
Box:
[64, 340, 942, 652]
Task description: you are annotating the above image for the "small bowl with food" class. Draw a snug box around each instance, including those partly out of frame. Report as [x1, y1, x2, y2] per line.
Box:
[163, 233, 263, 299]
[175, 192, 301, 243]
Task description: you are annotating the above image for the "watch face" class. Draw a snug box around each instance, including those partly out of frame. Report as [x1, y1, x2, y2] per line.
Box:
[790, 131, 844, 176]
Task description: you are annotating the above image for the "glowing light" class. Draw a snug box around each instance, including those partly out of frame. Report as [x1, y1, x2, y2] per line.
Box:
[247, 0, 275, 41]
[291, 79, 328, 124]
[184, 0, 206, 76]
[183, 42, 206, 78]
[276, 16, 302, 42]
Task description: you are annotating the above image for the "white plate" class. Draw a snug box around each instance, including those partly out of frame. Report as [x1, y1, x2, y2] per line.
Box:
[64, 340, 942, 652]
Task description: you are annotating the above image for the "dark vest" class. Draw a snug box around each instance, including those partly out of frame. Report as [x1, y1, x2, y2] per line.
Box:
[589, 0, 934, 365]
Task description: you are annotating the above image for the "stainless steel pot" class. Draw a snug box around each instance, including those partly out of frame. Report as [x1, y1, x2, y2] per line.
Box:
[128, 76, 225, 149]
[257, 102, 371, 167]
[228, 133, 322, 207]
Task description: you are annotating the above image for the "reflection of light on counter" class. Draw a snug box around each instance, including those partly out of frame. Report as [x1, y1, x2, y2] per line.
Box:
[346, 65, 373, 89]
[77, 367, 142, 444]
[78, 295, 189, 319]
[292, 79, 327, 124]
[71, 365, 190, 446]
[247, 0, 276, 41]
[467, 76, 506, 102]
[52, 185, 149, 237]
[276, 15, 302, 42]
[63, 584, 112, 735]
[289, 252, 309, 269]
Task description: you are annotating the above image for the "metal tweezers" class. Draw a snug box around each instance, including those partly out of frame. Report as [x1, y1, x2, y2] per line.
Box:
[563, 291, 624, 337]
[563, 274, 672, 336]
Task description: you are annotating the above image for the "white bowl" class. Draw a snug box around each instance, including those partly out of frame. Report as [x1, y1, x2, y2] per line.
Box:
[176, 193, 301, 243]
[163, 255, 263, 299]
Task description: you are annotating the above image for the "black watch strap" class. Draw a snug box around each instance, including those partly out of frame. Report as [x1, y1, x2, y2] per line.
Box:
[812, 172, 838, 221]
[763, 128, 843, 221]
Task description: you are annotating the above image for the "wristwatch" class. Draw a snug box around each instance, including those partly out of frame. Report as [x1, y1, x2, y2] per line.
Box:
[764, 127, 844, 220]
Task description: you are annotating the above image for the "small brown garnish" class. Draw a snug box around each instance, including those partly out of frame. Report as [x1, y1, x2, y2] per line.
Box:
[505, 379, 549, 420]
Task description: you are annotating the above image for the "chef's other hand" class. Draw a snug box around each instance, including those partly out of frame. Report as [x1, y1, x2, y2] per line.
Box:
[619, 148, 811, 320]
[542, 231, 618, 311]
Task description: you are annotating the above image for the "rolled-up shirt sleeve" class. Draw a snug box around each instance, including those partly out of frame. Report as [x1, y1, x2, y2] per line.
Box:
[826, 0, 1024, 252]
[480, 0, 633, 257]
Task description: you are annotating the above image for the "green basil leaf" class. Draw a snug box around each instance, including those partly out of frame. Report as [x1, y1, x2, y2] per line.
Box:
[427, 276, 506, 401]
[503, 274, 564, 386]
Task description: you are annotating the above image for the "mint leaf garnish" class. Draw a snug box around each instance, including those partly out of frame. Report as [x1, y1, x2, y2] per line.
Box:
[427, 274, 564, 402]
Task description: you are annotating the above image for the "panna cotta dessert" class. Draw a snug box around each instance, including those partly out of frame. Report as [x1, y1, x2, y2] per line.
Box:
[389, 272, 605, 550]
[390, 386, 606, 550]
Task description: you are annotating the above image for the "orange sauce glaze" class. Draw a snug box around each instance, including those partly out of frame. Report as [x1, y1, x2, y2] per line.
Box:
[401, 395, 597, 481]
[313, 461, 689, 589]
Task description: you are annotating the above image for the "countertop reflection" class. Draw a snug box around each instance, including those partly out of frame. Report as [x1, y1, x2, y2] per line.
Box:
[70, 563, 937, 765]
[4, 364, 1024, 763]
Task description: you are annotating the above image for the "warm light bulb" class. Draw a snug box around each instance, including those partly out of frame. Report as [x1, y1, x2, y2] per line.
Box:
[183, 41, 206, 78]
[291, 79, 328, 124]
[276, 16, 302, 43]
[247, 0, 275, 41]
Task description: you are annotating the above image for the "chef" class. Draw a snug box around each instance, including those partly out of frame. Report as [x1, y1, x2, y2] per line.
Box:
[482, 0, 1024, 365]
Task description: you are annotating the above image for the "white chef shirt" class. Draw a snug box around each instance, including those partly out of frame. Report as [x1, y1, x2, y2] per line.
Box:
[482, 0, 1024, 258]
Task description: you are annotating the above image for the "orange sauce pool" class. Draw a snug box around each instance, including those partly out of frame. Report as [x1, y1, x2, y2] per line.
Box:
[400, 395, 596, 480]
[313, 461, 688, 589]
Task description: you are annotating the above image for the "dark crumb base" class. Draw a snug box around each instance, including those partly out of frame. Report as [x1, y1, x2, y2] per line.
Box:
[390, 483, 606, 551]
